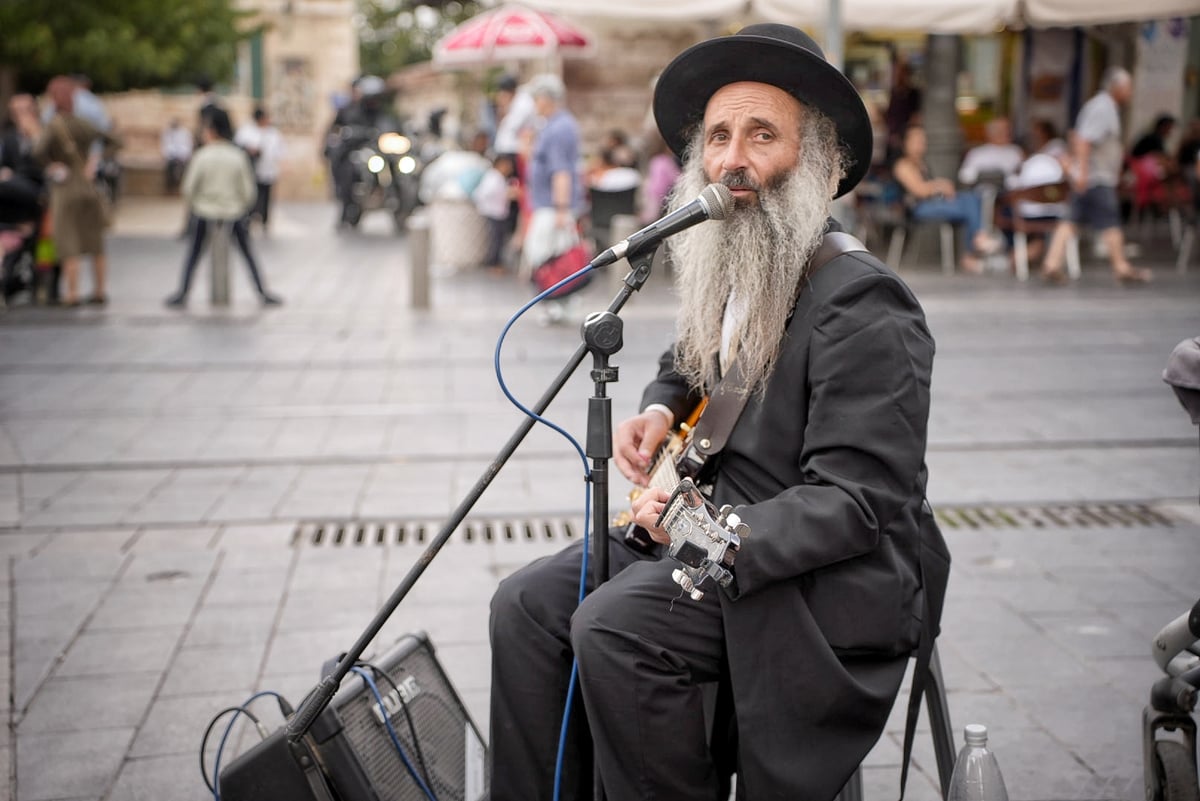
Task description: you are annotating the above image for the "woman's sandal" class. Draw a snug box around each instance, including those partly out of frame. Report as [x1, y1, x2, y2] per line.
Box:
[1115, 267, 1153, 284]
[1039, 268, 1068, 286]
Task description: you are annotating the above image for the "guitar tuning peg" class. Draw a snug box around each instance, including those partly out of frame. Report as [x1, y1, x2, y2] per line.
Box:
[733, 521, 750, 539]
[716, 504, 733, 526]
[690, 588, 705, 601]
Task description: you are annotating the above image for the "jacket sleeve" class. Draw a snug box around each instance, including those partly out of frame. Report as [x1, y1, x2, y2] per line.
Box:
[639, 346, 706, 424]
[728, 271, 934, 598]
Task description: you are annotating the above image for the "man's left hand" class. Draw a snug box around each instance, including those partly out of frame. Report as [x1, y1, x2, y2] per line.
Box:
[631, 487, 672, 545]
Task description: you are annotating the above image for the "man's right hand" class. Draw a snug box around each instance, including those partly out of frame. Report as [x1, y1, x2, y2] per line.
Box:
[614, 409, 671, 486]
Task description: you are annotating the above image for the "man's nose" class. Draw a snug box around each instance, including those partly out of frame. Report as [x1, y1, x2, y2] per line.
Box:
[720, 138, 749, 172]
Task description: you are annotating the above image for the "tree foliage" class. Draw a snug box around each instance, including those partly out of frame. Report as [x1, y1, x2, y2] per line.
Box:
[0, 0, 255, 92]
[357, 0, 481, 76]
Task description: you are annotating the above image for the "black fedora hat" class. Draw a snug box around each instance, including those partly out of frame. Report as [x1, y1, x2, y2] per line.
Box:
[653, 23, 872, 199]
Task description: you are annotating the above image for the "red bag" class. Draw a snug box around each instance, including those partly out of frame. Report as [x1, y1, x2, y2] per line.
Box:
[532, 242, 593, 298]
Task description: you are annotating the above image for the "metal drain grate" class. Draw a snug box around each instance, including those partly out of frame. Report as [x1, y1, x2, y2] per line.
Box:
[293, 502, 1176, 546]
[292, 517, 583, 547]
[934, 502, 1176, 531]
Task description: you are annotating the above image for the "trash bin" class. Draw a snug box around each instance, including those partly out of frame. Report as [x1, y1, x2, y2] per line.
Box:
[429, 197, 488, 273]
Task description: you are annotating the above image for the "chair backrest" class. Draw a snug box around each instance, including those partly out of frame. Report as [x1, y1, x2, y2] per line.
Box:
[994, 180, 1070, 234]
[588, 186, 638, 230]
[1004, 180, 1070, 206]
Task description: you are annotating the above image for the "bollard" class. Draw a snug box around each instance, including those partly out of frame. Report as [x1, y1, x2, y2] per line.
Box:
[210, 220, 232, 307]
[407, 210, 431, 310]
[607, 213, 640, 291]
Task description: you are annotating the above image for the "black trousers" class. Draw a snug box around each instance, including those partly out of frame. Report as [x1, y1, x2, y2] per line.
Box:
[173, 216, 269, 299]
[253, 181, 273, 226]
[489, 531, 728, 801]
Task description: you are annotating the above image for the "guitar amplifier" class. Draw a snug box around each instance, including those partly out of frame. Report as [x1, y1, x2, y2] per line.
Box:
[220, 631, 488, 801]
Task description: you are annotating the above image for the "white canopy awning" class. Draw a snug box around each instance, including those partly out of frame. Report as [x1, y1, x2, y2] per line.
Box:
[753, 0, 1018, 32]
[1021, 0, 1200, 28]
[517, 0, 748, 21]
[518, 0, 1198, 32]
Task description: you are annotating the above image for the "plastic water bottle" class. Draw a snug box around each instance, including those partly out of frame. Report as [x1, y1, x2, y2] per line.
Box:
[947, 723, 1010, 801]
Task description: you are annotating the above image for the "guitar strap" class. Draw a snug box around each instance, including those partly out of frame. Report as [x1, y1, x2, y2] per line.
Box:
[691, 231, 867, 460]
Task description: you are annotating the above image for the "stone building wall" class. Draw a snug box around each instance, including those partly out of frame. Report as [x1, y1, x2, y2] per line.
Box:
[103, 7, 714, 199]
[103, 0, 358, 200]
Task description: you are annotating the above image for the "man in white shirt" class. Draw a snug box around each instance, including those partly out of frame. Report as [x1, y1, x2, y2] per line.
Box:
[958, 117, 1024, 186]
[161, 118, 193, 194]
[234, 108, 286, 233]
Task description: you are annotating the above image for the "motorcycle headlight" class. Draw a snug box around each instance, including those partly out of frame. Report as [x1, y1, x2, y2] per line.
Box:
[367, 155, 387, 174]
[397, 156, 418, 175]
[378, 133, 411, 155]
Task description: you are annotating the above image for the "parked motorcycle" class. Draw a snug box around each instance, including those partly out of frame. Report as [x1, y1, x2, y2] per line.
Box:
[338, 126, 421, 232]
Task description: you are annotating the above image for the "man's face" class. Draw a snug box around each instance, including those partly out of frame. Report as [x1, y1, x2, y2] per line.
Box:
[533, 93, 555, 118]
[1111, 79, 1133, 105]
[702, 82, 803, 207]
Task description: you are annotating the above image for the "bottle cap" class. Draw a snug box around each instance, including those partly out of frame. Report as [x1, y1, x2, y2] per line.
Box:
[963, 723, 988, 747]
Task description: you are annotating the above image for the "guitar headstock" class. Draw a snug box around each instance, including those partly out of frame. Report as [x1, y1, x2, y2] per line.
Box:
[655, 478, 749, 601]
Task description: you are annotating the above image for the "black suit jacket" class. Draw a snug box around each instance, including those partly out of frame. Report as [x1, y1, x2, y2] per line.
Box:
[641, 246, 935, 799]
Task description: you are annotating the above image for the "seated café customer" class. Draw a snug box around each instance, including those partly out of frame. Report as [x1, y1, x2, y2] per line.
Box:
[958, 116, 1024, 186]
[1178, 118, 1200, 213]
[1028, 118, 1068, 159]
[893, 124, 997, 272]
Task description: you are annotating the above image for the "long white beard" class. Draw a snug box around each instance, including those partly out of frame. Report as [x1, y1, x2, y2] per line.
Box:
[668, 128, 840, 394]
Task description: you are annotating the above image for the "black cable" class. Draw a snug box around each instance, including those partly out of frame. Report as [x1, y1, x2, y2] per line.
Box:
[199, 706, 262, 794]
[360, 660, 435, 792]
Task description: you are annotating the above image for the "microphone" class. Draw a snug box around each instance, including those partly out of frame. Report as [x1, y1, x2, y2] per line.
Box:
[593, 183, 734, 268]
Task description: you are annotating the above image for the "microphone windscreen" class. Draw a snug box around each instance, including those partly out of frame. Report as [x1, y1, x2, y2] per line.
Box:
[701, 183, 734, 221]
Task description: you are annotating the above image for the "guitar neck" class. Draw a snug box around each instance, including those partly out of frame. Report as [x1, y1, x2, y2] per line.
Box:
[646, 439, 683, 493]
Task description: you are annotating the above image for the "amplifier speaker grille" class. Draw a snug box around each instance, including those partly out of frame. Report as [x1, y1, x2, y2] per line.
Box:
[313, 631, 488, 801]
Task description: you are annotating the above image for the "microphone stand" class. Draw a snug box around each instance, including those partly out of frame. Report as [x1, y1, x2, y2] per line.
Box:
[284, 245, 661, 760]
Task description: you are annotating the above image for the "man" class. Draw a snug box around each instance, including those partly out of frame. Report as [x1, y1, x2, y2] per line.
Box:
[234, 107, 286, 233]
[166, 108, 281, 308]
[1041, 67, 1151, 284]
[958, 117, 1024, 186]
[327, 75, 397, 228]
[489, 24, 941, 801]
[161, 118, 193, 194]
[491, 73, 536, 160]
[521, 74, 584, 322]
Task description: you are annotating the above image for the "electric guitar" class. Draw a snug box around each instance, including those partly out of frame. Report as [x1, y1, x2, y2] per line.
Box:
[615, 402, 749, 600]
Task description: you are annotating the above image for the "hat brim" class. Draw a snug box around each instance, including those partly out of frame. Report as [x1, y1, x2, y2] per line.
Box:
[653, 34, 872, 199]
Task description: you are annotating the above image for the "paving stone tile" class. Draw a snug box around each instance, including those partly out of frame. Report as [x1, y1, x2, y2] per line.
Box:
[87, 586, 202, 631]
[128, 527, 218, 551]
[158, 644, 263, 698]
[109, 749, 216, 801]
[16, 728, 134, 801]
[17, 673, 159, 733]
[55, 629, 178, 679]
[130, 691, 269, 759]
[184, 603, 277, 649]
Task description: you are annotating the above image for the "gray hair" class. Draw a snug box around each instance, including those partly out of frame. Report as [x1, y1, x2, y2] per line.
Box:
[526, 73, 565, 101]
[1102, 67, 1131, 91]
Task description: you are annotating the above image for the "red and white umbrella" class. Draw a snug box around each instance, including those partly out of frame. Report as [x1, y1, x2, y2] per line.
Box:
[432, 4, 594, 67]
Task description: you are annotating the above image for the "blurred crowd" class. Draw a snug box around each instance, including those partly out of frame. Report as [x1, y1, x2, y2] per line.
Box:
[406, 63, 1199, 289]
[858, 63, 1197, 283]
[0, 74, 285, 310]
[5, 63, 1195, 311]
